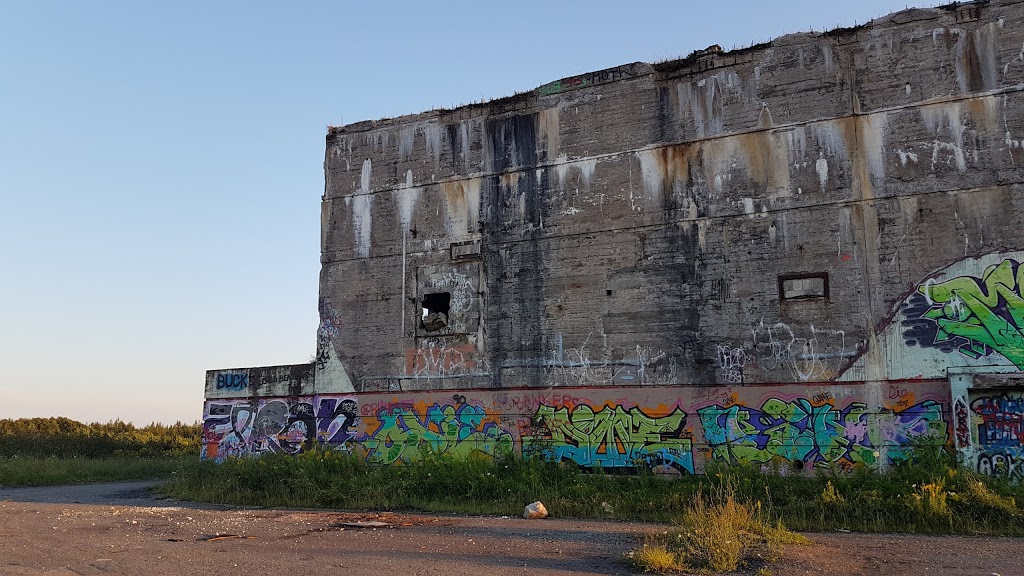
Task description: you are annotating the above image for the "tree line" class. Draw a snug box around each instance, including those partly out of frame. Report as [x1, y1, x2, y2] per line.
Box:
[0, 417, 201, 458]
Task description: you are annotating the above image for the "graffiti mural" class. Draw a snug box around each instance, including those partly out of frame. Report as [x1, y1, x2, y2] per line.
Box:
[358, 398, 513, 464]
[903, 258, 1024, 370]
[200, 384, 951, 475]
[522, 404, 694, 474]
[697, 397, 947, 470]
[201, 398, 315, 461]
[316, 396, 359, 450]
[971, 393, 1024, 480]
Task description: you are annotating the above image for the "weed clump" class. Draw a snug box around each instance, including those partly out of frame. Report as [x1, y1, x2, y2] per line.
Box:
[628, 542, 684, 573]
[629, 484, 806, 574]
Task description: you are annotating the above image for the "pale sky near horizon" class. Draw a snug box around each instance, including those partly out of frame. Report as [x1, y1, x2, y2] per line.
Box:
[0, 1, 937, 425]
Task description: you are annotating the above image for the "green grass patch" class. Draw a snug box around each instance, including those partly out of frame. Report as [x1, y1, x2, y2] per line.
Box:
[160, 446, 1024, 536]
[0, 417, 201, 487]
[0, 456, 192, 487]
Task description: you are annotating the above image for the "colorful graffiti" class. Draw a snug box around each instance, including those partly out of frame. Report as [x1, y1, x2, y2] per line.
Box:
[359, 399, 513, 464]
[697, 398, 947, 470]
[971, 393, 1024, 480]
[523, 404, 694, 473]
[201, 398, 316, 461]
[903, 258, 1024, 369]
[955, 396, 971, 448]
[316, 396, 359, 449]
[200, 385, 951, 476]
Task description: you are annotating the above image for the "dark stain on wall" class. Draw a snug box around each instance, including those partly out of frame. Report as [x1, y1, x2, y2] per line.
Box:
[482, 113, 548, 388]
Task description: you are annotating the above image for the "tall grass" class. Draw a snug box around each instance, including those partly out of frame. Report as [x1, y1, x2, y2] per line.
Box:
[161, 447, 1024, 536]
[0, 456, 193, 487]
[0, 417, 200, 486]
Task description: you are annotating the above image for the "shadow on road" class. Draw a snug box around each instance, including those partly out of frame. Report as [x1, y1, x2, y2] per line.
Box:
[0, 480, 193, 507]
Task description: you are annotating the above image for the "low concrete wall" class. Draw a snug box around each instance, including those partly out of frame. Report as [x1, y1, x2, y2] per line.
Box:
[201, 381, 950, 474]
[205, 363, 315, 399]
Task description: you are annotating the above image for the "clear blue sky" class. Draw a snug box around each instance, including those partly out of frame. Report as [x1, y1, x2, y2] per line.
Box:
[0, 1, 934, 425]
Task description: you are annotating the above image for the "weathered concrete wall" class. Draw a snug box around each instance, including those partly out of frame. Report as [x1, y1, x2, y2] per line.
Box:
[205, 364, 316, 400]
[201, 381, 948, 474]
[205, 0, 1024, 477]
[318, 1, 1024, 404]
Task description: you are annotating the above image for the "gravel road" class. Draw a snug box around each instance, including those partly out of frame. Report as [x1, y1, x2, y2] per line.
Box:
[1, 482, 1022, 575]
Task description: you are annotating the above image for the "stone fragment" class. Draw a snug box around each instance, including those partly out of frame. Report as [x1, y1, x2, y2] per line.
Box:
[523, 501, 548, 519]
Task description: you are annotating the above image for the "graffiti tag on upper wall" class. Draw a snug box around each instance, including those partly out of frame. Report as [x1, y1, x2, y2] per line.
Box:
[903, 258, 1024, 369]
[215, 373, 249, 391]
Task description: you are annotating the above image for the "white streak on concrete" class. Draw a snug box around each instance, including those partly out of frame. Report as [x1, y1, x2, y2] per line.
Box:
[741, 197, 755, 215]
[554, 153, 571, 188]
[396, 170, 421, 231]
[352, 160, 373, 258]
[577, 158, 597, 187]
[815, 158, 829, 191]
[421, 124, 442, 166]
[896, 149, 919, 166]
[398, 126, 416, 161]
[636, 150, 664, 204]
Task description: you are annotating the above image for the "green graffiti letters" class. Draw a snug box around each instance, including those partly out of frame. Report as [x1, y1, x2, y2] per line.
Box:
[697, 398, 946, 469]
[360, 403, 513, 464]
[523, 404, 694, 473]
[917, 258, 1024, 369]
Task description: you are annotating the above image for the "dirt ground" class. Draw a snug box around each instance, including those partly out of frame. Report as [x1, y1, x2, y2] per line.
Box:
[0, 482, 1021, 576]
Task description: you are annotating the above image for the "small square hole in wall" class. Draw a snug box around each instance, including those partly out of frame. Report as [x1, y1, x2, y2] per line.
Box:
[779, 273, 829, 301]
[421, 292, 451, 332]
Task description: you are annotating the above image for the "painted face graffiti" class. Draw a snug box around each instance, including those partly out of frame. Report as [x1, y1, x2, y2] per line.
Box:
[903, 258, 1024, 369]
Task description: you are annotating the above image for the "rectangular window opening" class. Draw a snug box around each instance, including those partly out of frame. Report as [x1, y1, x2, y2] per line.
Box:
[421, 292, 451, 331]
[779, 273, 829, 301]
